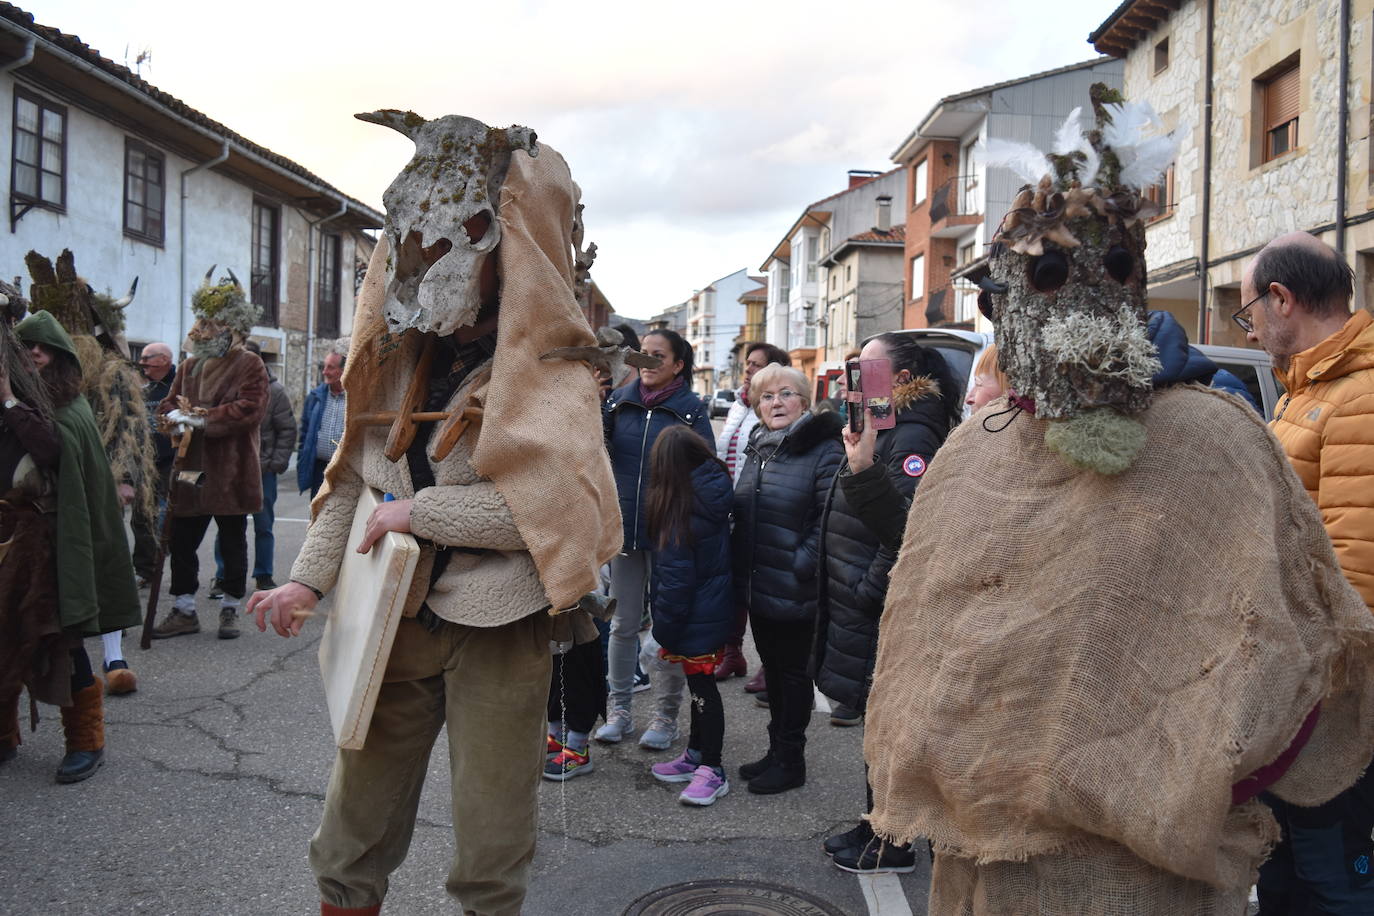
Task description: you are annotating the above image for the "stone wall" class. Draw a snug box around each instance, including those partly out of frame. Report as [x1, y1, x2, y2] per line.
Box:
[1210, 0, 1346, 257]
[1126, 0, 1206, 271]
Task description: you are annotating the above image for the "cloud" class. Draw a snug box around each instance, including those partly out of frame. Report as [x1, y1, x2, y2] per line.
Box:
[23, 0, 1122, 318]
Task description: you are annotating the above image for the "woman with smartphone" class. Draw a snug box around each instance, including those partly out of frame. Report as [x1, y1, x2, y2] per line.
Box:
[815, 332, 961, 874]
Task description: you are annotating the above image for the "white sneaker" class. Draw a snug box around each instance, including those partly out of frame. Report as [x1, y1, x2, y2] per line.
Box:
[638, 714, 678, 750]
[594, 708, 633, 744]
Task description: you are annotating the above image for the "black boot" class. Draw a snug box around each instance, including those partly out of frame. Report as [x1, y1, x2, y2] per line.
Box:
[747, 758, 805, 795]
[739, 750, 775, 782]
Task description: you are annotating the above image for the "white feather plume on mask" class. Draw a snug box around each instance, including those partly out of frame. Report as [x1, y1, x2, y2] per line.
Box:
[1119, 132, 1180, 190]
[1052, 107, 1084, 155]
[1102, 101, 1180, 191]
[1051, 106, 1102, 187]
[1102, 101, 1162, 149]
[982, 138, 1053, 187]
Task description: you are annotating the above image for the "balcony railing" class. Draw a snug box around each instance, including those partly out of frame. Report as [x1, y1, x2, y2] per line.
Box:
[928, 175, 983, 223]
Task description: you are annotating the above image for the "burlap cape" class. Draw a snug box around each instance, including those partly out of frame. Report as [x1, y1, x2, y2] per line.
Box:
[315, 144, 621, 611]
[864, 385, 1374, 892]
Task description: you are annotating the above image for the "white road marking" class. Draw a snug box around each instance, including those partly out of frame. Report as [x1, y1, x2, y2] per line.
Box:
[278, 517, 312, 523]
[859, 872, 913, 916]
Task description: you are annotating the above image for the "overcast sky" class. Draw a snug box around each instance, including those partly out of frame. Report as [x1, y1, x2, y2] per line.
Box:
[25, 0, 1119, 319]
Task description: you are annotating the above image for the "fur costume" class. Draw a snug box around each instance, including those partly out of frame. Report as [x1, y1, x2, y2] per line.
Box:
[864, 85, 1374, 914]
[25, 249, 156, 521]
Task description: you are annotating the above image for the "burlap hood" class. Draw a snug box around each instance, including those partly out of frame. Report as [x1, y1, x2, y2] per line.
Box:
[864, 385, 1374, 890]
[318, 145, 621, 611]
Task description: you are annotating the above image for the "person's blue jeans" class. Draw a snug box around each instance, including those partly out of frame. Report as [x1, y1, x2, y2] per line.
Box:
[1257, 757, 1374, 914]
[215, 471, 277, 582]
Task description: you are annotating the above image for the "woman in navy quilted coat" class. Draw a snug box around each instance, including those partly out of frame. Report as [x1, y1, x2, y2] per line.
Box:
[598, 330, 713, 748]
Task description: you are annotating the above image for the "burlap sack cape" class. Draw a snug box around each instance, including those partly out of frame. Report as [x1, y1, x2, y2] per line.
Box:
[315, 144, 621, 611]
[864, 385, 1374, 895]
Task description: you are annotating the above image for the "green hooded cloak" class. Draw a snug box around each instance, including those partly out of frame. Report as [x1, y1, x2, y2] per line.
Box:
[15, 311, 142, 635]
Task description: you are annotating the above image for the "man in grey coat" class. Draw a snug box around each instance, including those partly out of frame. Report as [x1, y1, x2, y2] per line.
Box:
[212, 340, 296, 594]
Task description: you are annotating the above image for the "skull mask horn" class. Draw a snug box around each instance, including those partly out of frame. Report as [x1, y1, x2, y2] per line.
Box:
[356, 110, 539, 335]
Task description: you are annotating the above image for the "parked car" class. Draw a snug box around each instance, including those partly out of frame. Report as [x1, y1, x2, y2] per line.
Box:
[884, 327, 1278, 420]
[710, 389, 736, 418]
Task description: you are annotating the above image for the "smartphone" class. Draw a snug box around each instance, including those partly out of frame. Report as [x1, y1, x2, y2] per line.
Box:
[845, 360, 865, 433]
[860, 358, 896, 431]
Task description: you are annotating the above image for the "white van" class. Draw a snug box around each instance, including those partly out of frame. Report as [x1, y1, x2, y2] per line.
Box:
[885, 328, 1279, 421]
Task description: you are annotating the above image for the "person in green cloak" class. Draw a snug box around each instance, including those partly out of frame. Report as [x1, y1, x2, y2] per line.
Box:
[8, 310, 142, 783]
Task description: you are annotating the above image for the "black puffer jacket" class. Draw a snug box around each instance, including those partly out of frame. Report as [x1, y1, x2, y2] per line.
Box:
[813, 378, 951, 710]
[732, 410, 844, 624]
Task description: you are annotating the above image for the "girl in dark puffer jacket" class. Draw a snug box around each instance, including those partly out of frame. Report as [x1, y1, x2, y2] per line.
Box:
[643, 426, 735, 806]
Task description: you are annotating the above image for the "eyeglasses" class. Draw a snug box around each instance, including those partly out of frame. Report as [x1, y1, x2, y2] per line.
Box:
[1231, 290, 1267, 334]
[758, 388, 801, 405]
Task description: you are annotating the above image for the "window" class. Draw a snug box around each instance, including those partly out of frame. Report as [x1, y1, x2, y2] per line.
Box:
[1154, 37, 1170, 75]
[911, 254, 925, 300]
[12, 89, 66, 211]
[124, 139, 164, 244]
[251, 200, 280, 326]
[845, 264, 852, 283]
[806, 236, 819, 283]
[913, 159, 928, 208]
[316, 233, 341, 337]
[1261, 59, 1300, 162]
[1144, 164, 1176, 222]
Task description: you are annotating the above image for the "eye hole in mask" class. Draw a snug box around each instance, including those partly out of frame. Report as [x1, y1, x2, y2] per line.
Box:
[1104, 245, 1134, 283]
[1029, 250, 1069, 293]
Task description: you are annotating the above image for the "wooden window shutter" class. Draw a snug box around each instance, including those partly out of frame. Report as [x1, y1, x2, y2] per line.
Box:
[1265, 64, 1300, 132]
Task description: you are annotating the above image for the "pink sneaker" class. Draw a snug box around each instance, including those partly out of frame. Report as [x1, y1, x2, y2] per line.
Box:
[651, 750, 699, 783]
[679, 765, 729, 806]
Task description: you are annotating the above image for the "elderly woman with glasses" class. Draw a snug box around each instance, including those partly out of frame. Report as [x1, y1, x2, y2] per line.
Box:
[731, 363, 843, 795]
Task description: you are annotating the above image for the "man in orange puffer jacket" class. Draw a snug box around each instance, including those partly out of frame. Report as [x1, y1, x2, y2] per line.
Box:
[1241, 230, 1374, 912]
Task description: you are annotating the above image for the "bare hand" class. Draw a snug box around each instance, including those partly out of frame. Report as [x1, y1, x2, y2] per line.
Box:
[356, 498, 413, 554]
[842, 416, 879, 473]
[117, 483, 135, 506]
[245, 582, 319, 638]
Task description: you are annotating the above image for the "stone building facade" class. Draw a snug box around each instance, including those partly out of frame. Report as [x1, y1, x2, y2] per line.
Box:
[1093, 0, 1374, 347]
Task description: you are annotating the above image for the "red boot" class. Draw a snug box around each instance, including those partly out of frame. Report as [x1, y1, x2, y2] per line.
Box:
[715, 644, 748, 680]
[321, 903, 381, 916]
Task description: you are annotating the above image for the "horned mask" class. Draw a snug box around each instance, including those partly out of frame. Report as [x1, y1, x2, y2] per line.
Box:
[357, 110, 538, 336]
[190, 266, 259, 362]
[978, 83, 1179, 474]
[24, 249, 137, 355]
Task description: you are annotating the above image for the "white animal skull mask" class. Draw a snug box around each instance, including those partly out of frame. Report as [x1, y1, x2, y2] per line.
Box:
[356, 110, 538, 335]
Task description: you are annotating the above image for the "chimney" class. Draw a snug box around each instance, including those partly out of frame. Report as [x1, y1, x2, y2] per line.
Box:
[848, 169, 881, 189]
[875, 195, 892, 231]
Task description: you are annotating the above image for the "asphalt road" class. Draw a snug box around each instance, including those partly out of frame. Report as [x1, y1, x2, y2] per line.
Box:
[1, 468, 932, 915]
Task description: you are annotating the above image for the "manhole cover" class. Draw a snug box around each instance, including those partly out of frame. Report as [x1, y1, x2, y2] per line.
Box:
[623, 879, 846, 916]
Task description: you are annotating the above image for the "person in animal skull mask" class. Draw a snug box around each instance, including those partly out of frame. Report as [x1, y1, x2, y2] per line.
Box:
[861, 85, 1374, 912]
[247, 111, 621, 916]
[149, 272, 268, 641]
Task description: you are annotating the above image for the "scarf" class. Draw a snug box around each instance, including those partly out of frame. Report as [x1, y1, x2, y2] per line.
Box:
[639, 376, 686, 409]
